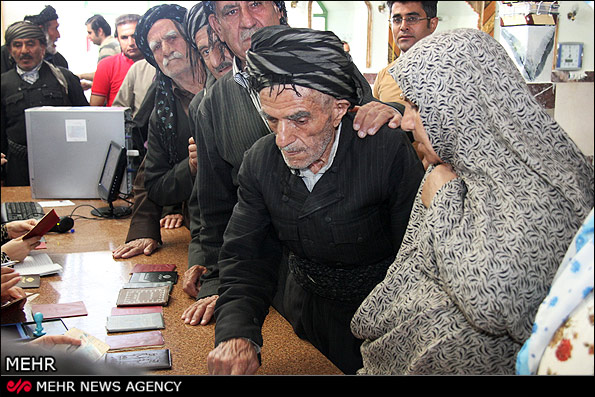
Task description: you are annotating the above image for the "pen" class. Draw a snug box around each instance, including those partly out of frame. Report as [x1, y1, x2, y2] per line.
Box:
[1, 260, 19, 267]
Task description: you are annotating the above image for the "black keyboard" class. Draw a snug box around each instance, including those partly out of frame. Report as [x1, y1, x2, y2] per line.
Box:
[1, 202, 45, 223]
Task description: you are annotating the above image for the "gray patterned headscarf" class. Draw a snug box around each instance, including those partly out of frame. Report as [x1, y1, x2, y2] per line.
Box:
[245, 25, 365, 106]
[392, 28, 593, 216]
[352, 28, 593, 375]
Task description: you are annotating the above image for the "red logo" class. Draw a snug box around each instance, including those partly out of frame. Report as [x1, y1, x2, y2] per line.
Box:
[6, 379, 32, 394]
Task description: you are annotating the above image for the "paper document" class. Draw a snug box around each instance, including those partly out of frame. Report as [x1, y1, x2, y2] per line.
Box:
[13, 252, 62, 276]
[38, 200, 75, 207]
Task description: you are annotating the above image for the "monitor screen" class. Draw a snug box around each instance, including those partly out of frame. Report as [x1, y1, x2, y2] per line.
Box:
[92, 141, 131, 218]
[97, 141, 127, 204]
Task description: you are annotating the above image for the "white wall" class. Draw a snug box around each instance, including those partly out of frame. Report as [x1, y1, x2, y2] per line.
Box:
[1, 1, 200, 78]
[3, 1, 593, 76]
[2, 1, 593, 154]
[555, 83, 594, 156]
[554, 1, 594, 76]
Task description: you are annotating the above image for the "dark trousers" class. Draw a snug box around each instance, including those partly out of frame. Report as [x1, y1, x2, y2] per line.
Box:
[280, 271, 364, 375]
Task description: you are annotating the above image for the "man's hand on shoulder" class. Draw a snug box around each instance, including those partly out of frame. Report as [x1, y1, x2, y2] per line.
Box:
[351, 101, 403, 138]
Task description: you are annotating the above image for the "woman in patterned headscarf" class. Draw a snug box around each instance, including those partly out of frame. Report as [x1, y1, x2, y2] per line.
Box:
[350, 28, 594, 375]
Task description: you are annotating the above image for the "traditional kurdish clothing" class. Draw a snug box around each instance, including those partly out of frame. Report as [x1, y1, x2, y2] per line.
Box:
[212, 25, 423, 374]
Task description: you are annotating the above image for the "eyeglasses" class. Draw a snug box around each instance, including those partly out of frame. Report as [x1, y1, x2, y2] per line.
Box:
[390, 15, 432, 26]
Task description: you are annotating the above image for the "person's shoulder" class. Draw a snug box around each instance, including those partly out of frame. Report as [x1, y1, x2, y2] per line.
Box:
[1, 67, 17, 81]
[190, 88, 206, 112]
[246, 133, 276, 158]
[100, 53, 123, 66]
[344, 113, 409, 148]
[96, 54, 116, 69]
[56, 65, 78, 79]
[241, 133, 278, 173]
[0, 69, 17, 92]
[377, 59, 397, 76]
[101, 36, 120, 48]
[134, 59, 154, 73]
[210, 72, 237, 95]
[200, 72, 239, 109]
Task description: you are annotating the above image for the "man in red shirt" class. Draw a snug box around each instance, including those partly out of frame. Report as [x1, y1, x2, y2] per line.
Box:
[90, 14, 144, 106]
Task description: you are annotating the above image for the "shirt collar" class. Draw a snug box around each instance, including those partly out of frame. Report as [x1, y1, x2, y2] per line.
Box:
[291, 122, 343, 189]
[171, 80, 195, 116]
[16, 61, 43, 84]
[232, 56, 250, 89]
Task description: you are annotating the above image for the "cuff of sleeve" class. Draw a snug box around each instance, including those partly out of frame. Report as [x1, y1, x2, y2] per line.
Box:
[196, 279, 220, 300]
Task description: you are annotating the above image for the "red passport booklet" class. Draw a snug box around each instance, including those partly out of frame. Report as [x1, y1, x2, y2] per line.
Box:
[30, 301, 88, 319]
[105, 330, 165, 351]
[130, 263, 177, 273]
[110, 306, 163, 316]
[22, 209, 59, 239]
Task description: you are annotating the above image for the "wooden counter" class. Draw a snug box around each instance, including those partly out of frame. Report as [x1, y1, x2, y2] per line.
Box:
[1, 186, 342, 375]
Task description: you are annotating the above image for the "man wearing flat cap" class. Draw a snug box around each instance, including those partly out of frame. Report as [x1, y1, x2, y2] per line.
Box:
[206, 25, 424, 375]
[1, 5, 68, 74]
[1, 21, 88, 186]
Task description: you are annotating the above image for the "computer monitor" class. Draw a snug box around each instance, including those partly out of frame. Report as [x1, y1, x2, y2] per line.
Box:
[25, 107, 132, 199]
[91, 141, 131, 219]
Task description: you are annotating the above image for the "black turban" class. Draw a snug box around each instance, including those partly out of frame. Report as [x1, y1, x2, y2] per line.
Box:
[134, 4, 188, 168]
[4, 21, 47, 46]
[24, 5, 59, 25]
[135, 4, 187, 69]
[245, 25, 364, 106]
[184, 2, 209, 50]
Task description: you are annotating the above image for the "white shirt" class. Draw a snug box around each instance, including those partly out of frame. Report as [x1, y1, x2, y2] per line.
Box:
[293, 122, 342, 192]
[17, 61, 43, 84]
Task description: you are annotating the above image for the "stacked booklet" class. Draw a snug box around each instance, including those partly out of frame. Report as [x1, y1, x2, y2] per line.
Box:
[102, 264, 178, 370]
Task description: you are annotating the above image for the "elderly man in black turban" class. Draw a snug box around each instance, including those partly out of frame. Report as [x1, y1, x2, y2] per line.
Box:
[0, 6, 68, 73]
[1, 21, 88, 186]
[206, 25, 424, 375]
[133, 3, 205, 212]
[186, 1, 407, 337]
[113, 4, 211, 262]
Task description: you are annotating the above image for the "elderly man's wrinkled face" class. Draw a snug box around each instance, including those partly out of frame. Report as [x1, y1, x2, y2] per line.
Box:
[260, 86, 349, 172]
[209, 1, 281, 61]
[44, 19, 60, 54]
[10, 38, 46, 71]
[194, 26, 233, 80]
[148, 19, 191, 79]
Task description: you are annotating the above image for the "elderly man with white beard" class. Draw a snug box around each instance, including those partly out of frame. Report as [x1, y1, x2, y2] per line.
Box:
[132, 4, 208, 229]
